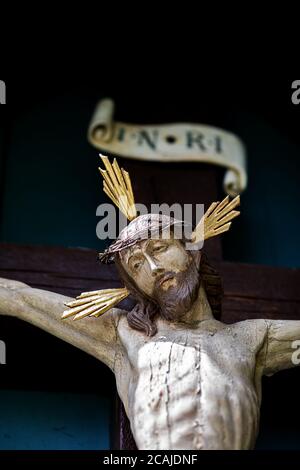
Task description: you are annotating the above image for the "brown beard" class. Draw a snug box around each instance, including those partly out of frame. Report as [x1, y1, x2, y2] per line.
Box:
[152, 260, 200, 321]
[115, 249, 222, 337]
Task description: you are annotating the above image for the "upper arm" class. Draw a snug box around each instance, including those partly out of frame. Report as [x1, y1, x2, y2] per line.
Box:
[263, 320, 300, 376]
[0, 277, 126, 371]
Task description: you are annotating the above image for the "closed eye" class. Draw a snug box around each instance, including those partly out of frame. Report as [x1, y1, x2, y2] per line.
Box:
[129, 257, 144, 271]
[133, 260, 142, 270]
[152, 244, 168, 254]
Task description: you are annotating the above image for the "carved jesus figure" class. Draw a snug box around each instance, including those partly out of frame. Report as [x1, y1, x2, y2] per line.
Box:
[0, 214, 299, 450]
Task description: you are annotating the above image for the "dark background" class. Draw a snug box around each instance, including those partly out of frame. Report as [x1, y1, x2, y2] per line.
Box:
[0, 75, 299, 449]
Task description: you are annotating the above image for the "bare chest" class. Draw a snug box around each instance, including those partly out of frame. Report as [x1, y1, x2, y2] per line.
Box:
[116, 323, 260, 449]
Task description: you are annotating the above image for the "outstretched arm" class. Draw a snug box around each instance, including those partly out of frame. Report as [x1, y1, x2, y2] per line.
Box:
[0, 277, 125, 371]
[262, 320, 300, 376]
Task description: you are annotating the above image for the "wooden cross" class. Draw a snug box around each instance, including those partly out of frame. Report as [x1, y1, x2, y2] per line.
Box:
[0, 159, 299, 449]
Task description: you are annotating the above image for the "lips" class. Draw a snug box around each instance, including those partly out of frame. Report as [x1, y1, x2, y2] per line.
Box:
[158, 273, 175, 287]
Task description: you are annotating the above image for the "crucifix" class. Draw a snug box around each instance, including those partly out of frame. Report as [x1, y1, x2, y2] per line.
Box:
[0, 152, 299, 450]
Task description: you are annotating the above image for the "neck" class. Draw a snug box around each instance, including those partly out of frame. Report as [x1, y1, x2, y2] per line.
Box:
[180, 282, 214, 324]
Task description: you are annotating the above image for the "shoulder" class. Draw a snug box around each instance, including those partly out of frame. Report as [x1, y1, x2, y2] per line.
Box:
[111, 307, 127, 326]
[98, 307, 128, 341]
[228, 319, 269, 350]
[0, 278, 28, 290]
[230, 318, 269, 333]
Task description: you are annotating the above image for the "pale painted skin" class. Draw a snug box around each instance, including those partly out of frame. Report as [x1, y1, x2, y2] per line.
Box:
[0, 239, 300, 449]
[115, 305, 265, 450]
[121, 237, 192, 296]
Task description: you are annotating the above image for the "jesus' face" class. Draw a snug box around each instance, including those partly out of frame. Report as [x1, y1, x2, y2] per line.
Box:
[120, 235, 201, 321]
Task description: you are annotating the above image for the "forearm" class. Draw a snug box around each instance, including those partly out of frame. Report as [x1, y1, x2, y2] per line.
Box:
[0, 278, 121, 370]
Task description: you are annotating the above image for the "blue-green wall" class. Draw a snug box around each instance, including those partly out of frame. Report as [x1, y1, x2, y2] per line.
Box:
[223, 112, 300, 268]
[0, 390, 110, 450]
[1, 100, 299, 267]
[0, 94, 299, 449]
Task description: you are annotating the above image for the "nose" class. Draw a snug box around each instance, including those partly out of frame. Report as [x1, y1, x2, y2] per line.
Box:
[144, 253, 164, 277]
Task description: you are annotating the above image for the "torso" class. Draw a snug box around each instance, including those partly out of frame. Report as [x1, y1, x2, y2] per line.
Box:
[114, 316, 267, 450]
